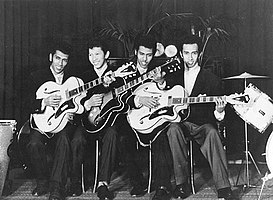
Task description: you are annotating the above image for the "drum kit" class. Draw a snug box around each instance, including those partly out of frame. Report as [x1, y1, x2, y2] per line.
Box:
[0, 120, 16, 196]
[223, 72, 273, 199]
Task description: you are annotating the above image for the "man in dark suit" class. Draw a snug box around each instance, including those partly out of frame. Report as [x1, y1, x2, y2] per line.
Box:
[68, 39, 145, 200]
[123, 34, 174, 200]
[159, 35, 234, 200]
[27, 40, 80, 200]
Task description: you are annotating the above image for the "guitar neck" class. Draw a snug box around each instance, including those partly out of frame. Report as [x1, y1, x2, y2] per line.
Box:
[68, 77, 104, 98]
[115, 59, 179, 95]
[172, 96, 225, 105]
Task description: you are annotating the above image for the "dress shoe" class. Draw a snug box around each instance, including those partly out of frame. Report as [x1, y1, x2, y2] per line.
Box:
[217, 187, 235, 200]
[97, 185, 114, 200]
[48, 186, 64, 200]
[130, 184, 147, 197]
[173, 183, 191, 199]
[67, 181, 83, 196]
[152, 186, 171, 200]
[32, 180, 48, 196]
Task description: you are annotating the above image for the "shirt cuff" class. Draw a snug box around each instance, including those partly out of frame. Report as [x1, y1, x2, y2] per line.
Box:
[214, 109, 225, 121]
[134, 95, 143, 108]
[41, 99, 46, 111]
[157, 80, 166, 89]
[84, 100, 92, 111]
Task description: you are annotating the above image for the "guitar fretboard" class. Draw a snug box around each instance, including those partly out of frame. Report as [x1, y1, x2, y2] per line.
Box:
[115, 58, 180, 95]
[68, 77, 104, 98]
[171, 96, 225, 104]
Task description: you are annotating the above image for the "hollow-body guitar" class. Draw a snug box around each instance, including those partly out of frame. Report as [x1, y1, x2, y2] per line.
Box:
[31, 76, 105, 137]
[127, 82, 250, 134]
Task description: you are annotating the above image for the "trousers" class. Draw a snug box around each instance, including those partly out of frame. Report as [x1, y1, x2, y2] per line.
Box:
[27, 123, 76, 187]
[166, 122, 230, 190]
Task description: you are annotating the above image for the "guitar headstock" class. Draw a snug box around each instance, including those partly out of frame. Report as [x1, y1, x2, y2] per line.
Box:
[114, 62, 136, 78]
[159, 56, 181, 74]
[226, 93, 250, 105]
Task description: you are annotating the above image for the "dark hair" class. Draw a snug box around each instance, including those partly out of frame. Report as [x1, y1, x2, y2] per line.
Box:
[51, 40, 72, 55]
[179, 34, 203, 52]
[133, 34, 157, 55]
[87, 39, 108, 54]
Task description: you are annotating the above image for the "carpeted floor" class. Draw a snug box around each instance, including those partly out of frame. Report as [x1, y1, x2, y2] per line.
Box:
[2, 161, 273, 200]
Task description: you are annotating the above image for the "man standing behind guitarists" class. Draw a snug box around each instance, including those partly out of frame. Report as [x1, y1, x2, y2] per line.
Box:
[156, 34, 236, 200]
[27, 40, 80, 200]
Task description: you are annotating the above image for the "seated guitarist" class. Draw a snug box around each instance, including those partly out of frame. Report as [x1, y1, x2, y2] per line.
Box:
[27, 40, 81, 200]
[152, 35, 235, 200]
[122, 34, 175, 200]
[69, 39, 147, 199]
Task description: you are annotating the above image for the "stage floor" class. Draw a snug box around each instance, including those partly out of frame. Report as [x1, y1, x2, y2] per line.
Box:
[1, 159, 273, 200]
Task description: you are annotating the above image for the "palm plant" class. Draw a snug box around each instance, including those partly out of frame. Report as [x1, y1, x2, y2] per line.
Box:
[196, 14, 235, 65]
[98, 0, 235, 60]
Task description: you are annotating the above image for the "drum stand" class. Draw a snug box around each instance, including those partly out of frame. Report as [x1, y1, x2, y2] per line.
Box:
[235, 79, 261, 188]
[235, 121, 262, 188]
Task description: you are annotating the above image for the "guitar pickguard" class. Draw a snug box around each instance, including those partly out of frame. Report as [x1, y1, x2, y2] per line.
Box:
[55, 98, 75, 118]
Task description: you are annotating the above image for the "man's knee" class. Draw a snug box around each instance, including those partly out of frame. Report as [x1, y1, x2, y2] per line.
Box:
[168, 123, 182, 134]
[103, 126, 118, 141]
[204, 124, 221, 142]
[167, 123, 184, 138]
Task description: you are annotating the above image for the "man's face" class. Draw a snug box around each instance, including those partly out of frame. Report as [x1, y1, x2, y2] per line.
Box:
[181, 43, 199, 69]
[51, 50, 69, 74]
[136, 46, 154, 70]
[88, 47, 107, 70]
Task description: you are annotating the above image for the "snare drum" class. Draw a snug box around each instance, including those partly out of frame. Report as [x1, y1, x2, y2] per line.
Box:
[0, 120, 16, 196]
[233, 83, 273, 133]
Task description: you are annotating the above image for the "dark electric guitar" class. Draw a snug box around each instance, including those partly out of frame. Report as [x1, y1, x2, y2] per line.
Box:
[82, 57, 181, 134]
[127, 82, 250, 134]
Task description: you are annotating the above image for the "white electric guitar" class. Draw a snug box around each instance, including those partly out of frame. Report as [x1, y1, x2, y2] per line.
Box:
[127, 82, 250, 134]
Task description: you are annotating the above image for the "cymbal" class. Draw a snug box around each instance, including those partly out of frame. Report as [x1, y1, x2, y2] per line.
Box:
[223, 72, 269, 80]
[155, 42, 164, 57]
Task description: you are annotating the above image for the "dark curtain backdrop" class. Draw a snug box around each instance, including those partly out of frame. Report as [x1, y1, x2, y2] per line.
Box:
[1, 0, 273, 156]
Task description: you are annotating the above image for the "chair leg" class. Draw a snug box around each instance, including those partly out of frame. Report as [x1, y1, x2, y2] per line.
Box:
[92, 140, 99, 193]
[148, 141, 152, 193]
[81, 163, 85, 193]
[189, 140, 195, 194]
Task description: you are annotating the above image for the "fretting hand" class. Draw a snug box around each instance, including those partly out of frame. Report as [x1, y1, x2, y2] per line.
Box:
[149, 68, 166, 85]
[103, 71, 116, 87]
[215, 97, 227, 113]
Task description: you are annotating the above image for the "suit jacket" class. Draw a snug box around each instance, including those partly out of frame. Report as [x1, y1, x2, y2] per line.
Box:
[29, 67, 73, 114]
[164, 64, 223, 126]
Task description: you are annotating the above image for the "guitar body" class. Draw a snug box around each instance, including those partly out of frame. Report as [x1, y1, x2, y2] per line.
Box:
[127, 82, 189, 134]
[32, 77, 85, 134]
[82, 91, 130, 134]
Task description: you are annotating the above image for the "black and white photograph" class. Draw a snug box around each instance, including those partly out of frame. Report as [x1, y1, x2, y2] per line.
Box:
[1, 0, 273, 199]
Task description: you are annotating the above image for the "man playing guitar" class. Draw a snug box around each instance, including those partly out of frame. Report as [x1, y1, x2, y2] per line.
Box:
[122, 34, 175, 200]
[68, 39, 147, 200]
[27, 40, 79, 200]
[157, 35, 235, 200]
